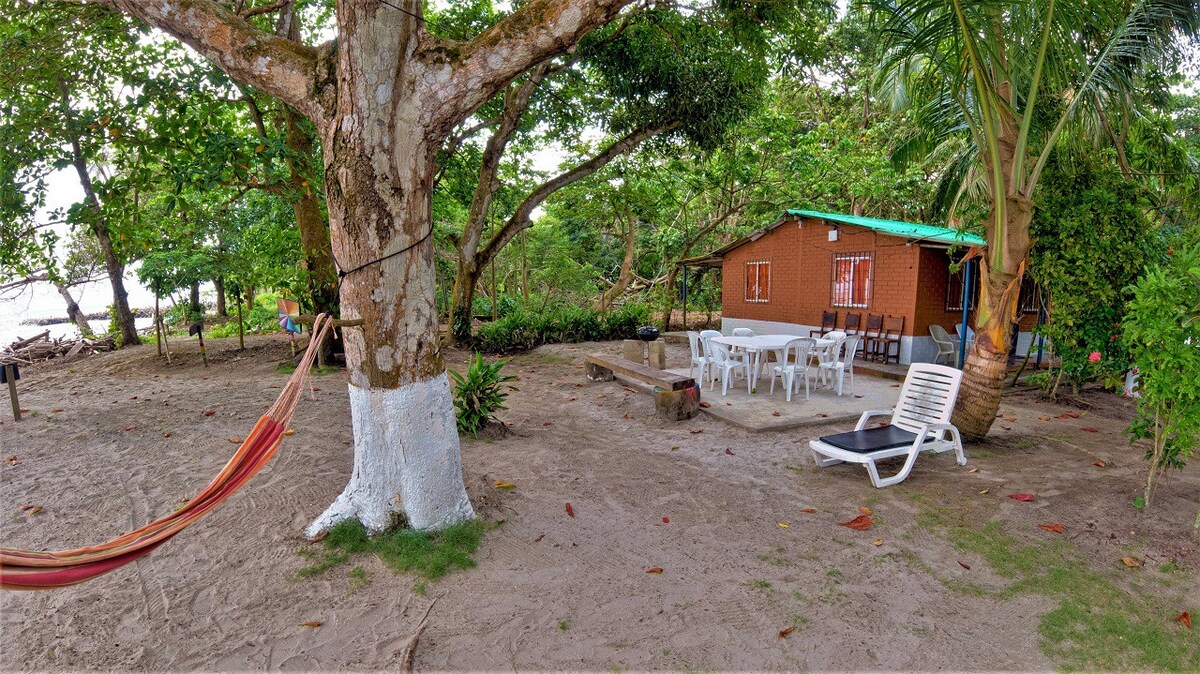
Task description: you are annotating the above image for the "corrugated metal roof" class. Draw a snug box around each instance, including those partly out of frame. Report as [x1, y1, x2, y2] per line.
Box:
[786, 209, 986, 246]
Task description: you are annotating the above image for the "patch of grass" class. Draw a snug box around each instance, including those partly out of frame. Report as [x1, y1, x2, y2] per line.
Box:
[298, 519, 485, 582]
[557, 618, 571, 631]
[917, 501, 1199, 671]
[748, 579, 773, 590]
[347, 566, 369, 594]
[277, 362, 340, 376]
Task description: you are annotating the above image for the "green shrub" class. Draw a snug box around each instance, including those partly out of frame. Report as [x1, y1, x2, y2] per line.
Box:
[449, 353, 517, 436]
[473, 302, 651, 353]
[1123, 245, 1200, 505]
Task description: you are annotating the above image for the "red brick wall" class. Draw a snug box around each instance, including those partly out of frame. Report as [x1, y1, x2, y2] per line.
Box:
[721, 216, 922, 335]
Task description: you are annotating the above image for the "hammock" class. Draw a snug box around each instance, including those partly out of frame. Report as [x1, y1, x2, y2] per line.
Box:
[1, 315, 337, 591]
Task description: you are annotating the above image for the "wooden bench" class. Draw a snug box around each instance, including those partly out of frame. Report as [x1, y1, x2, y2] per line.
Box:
[585, 355, 700, 421]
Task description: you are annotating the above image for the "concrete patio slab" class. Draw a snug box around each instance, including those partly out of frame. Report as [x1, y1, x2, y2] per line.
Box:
[668, 366, 905, 433]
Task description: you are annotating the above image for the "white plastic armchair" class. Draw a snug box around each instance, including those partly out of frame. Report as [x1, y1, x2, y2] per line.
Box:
[818, 335, 858, 396]
[686, 331, 713, 384]
[707, 339, 750, 396]
[808, 363, 966, 487]
[769, 337, 817, 402]
[731, 327, 756, 337]
[928, 325, 957, 364]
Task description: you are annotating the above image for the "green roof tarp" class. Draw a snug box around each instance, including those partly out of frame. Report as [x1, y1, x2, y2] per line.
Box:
[786, 209, 986, 247]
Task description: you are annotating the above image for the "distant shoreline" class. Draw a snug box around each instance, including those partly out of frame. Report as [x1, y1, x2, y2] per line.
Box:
[20, 306, 155, 326]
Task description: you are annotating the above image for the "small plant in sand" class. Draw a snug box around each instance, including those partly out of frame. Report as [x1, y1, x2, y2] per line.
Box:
[450, 353, 517, 436]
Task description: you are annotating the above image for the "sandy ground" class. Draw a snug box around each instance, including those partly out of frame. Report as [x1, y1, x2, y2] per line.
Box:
[1, 334, 1197, 672]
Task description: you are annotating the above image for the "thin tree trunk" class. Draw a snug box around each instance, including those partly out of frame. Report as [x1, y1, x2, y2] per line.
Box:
[213, 276, 227, 317]
[189, 281, 202, 317]
[597, 207, 636, 312]
[54, 282, 95, 338]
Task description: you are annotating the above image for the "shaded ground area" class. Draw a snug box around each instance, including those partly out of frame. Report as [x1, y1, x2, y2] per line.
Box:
[1, 334, 1197, 672]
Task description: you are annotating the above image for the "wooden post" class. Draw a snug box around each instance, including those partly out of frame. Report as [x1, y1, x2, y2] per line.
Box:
[154, 294, 162, 357]
[5, 365, 19, 422]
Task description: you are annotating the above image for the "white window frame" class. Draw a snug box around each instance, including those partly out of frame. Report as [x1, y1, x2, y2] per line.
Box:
[745, 260, 771, 303]
[831, 252, 872, 308]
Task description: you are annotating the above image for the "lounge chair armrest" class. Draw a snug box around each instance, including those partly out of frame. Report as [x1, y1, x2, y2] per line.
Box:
[855, 409, 894, 431]
[921, 422, 962, 443]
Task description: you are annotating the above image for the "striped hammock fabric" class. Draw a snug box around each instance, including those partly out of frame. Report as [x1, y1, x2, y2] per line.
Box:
[1, 316, 337, 591]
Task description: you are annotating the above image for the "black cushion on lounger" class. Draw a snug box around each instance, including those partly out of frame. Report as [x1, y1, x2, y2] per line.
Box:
[818, 424, 932, 454]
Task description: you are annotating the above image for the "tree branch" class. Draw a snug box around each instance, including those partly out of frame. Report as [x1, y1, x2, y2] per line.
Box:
[100, 0, 327, 123]
[430, 0, 635, 128]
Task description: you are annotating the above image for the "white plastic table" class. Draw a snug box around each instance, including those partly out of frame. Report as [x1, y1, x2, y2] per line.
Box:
[710, 334, 835, 391]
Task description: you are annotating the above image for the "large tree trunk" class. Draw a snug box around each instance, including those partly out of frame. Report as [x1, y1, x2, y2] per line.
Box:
[952, 195, 1033, 439]
[304, 9, 473, 536]
[448, 261, 483, 343]
[213, 276, 227, 317]
[54, 282, 95, 338]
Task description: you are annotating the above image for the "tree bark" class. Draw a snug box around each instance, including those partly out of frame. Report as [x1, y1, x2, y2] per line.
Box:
[54, 281, 95, 338]
[189, 281, 202, 317]
[596, 205, 636, 312]
[213, 276, 227, 317]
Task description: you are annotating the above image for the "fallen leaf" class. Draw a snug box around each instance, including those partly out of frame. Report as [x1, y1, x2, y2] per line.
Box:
[565, 503, 575, 518]
[227, 437, 244, 444]
[859, 506, 873, 516]
[801, 508, 817, 514]
[690, 429, 704, 434]
[1177, 612, 1192, 629]
[1009, 493, 1036, 502]
[284, 428, 296, 436]
[839, 514, 873, 531]
[1001, 425, 1012, 430]
[300, 621, 323, 628]
[873, 539, 883, 546]
[567, 397, 576, 402]
[1038, 415, 1052, 421]
[1093, 461, 1106, 468]
[815, 413, 829, 418]
[18, 504, 36, 511]
[124, 425, 137, 431]
[771, 411, 781, 417]
[777, 522, 790, 529]
[1121, 556, 1142, 568]
[202, 410, 216, 416]
[1081, 427, 1099, 433]
[309, 531, 330, 543]
[493, 480, 516, 489]
[27, 506, 42, 515]
[1003, 417, 1017, 422]
[778, 626, 795, 639]
[51, 408, 63, 413]
[1038, 523, 1066, 534]
[854, 394, 864, 399]
[670, 446, 680, 451]
[543, 422, 552, 427]
[662, 516, 670, 524]
[958, 560, 971, 570]
[1056, 412, 1080, 419]
[699, 402, 711, 409]
[163, 432, 172, 438]
[979, 489, 990, 495]
[532, 534, 545, 542]
[725, 448, 735, 456]
[646, 567, 664, 574]
[969, 467, 979, 473]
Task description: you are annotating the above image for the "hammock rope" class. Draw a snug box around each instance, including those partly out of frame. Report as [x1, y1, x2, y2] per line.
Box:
[1, 315, 338, 591]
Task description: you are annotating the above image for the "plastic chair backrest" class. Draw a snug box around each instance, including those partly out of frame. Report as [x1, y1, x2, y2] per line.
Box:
[840, 335, 860, 363]
[708, 339, 735, 364]
[699, 329, 721, 358]
[929, 324, 953, 345]
[732, 328, 756, 337]
[956, 324, 975, 342]
[818, 336, 845, 367]
[782, 337, 817, 369]
[687, 331, 702, 360]
[891, 364, 963, 434]
[823, 330, 847, 340]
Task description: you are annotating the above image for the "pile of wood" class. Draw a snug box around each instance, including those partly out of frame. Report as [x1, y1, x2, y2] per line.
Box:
[0, 330, 115, 366]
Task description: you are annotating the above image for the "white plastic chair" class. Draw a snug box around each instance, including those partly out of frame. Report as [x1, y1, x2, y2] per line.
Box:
[822, 330, 847, 340]
[707, 340, 750, 396]
[818, 335, 859, 396]
[686, 331, 713, 384]
[732, 328, 756, 337]
[769, 338, 817, 401]
[929, 325, 957, 364]
[698, 329, 721, 384]
[955, 324, 976, 348]
[808, 363, 966, 487]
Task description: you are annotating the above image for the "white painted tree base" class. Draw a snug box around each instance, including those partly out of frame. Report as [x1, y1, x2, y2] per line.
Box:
[305, 373, 475, 536]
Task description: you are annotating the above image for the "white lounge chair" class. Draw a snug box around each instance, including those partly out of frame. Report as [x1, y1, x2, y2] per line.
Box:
[808, 363, 966, 487]
[928, 325, 957, 364]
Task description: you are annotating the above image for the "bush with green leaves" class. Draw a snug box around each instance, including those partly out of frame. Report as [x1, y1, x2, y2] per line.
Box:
[1029, 151, 1158, 394]
[473, 303, 651, 353]
[449, 353, 518, 436]
[1123, 246, 1200, 506]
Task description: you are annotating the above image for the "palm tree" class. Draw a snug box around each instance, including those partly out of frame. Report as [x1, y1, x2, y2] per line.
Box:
[873, 0, 1199, 438]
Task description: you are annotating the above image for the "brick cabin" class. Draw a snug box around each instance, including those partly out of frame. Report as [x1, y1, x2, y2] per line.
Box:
[697, 210, 1043, 365]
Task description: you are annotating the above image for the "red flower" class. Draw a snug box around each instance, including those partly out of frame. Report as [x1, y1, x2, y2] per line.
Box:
[1088, 351, 1101, 363]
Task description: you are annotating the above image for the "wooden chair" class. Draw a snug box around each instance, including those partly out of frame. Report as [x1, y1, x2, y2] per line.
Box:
[877, 315, 904, 364]
[809, 363, 966, 487]
[863, 313, 884, 361]
[844, 312, 863, 356]
[810, 310, 837, 338]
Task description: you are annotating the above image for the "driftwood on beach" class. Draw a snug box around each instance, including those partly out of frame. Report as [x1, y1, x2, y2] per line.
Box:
[0, 331, 115, 366]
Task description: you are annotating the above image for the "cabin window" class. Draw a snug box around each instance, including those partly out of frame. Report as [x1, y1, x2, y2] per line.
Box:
[831, 252, 872, 308]
[1018, 275, 1044, 314]
[945, 263, 978, 312]
[745, 260, 770, 303]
